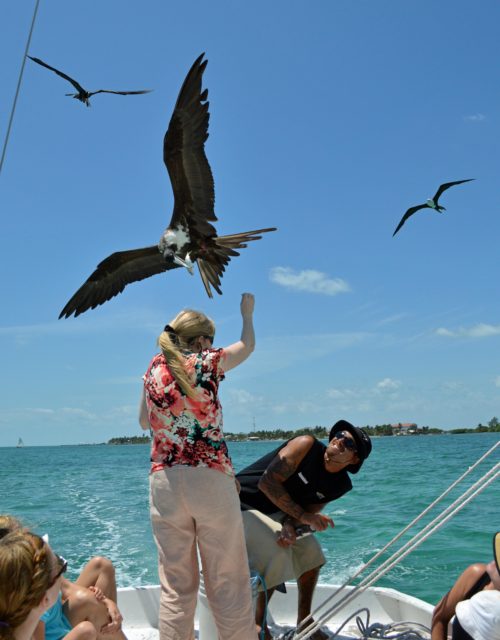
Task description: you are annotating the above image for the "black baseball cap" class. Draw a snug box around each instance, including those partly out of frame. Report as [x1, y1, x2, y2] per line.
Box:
[329, 419, 372, 474]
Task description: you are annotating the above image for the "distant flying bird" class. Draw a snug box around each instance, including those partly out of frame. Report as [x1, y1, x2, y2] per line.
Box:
[59, 53, 276, 318]
[27, 55, 152, 106]
[392, 179, 474, 236]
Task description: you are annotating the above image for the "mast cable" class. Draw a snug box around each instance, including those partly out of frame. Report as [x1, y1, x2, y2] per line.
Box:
[296, 464, 499, 639]
[294, 445, 499, 640]
[294, 440, 498, 637]
[0, 0, 41, 177]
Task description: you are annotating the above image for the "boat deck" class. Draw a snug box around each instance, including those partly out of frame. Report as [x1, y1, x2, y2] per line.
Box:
[119, 582, 433, 639]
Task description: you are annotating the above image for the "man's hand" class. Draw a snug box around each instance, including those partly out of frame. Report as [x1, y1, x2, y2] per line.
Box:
[300, 512, 334, 532]
[276, 521, 297, 548]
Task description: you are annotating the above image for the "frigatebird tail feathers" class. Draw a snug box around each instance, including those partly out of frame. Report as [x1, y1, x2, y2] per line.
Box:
[433, 179, 474, 202]
[27, 56, 85, 93]
[197, 259, 222, 298]
[163, 53, 217, 237]
[87, 89, 153, 97]
[214, 228, 277, 248]
[195, 227, 277, 296]
[392, 204, 428, 237]
[59, 246, 174, 319]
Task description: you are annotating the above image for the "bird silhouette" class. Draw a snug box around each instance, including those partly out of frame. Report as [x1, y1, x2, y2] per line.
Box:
[59, 53, 276, 318]
[27, 55, 152, 106]
[392, 179, 474, 236]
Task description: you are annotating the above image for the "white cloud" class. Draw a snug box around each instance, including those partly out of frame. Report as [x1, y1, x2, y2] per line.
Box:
[327, 388, 356, 400]
[436, 323, 500, 338]
[376, 378, 401, 391]
[463, 113, 486, 122]
[377, 313, 409, 326]
[270, 267, 350, 296]
[226, 389, 262, 405]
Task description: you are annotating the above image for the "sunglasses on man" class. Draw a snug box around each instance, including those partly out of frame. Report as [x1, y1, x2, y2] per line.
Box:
[334, 430, 357, 453]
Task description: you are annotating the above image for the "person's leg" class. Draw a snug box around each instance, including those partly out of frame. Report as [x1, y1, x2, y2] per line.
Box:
[190, 468, 257, 640]
[255, 589, 275, 640]
[63, 620, 97, 640]
[150, 468, 198, 640]
[242, 509, 296, 638]
[74, 557, 117, 601]
[63, 588, 127, 640]
[296, 566, 328, 640]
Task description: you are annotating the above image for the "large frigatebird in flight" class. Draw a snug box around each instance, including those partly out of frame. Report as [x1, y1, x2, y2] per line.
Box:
[27, 55, 152, 106]
[59, 53, 276, 318]
[392, 179, 474, 236]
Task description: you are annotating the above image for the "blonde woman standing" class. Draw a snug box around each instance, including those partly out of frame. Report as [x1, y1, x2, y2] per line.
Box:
[139, 293, 257, 640]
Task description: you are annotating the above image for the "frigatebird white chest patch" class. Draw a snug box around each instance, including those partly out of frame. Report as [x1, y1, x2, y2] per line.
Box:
[161, 226, 191, 254]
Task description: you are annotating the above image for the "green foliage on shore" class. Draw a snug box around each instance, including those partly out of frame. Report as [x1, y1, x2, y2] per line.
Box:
[108, 417, 499, 444]
[225, 417, 500, 440]
[108, 435, 151, 445]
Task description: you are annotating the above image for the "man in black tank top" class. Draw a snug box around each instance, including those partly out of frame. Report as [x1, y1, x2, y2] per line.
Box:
[236, 420, 372, 640]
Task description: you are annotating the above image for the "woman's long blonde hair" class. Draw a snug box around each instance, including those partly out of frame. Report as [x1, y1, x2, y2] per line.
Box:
[157, 309, 215, 399]
[0, 531, 52, 640]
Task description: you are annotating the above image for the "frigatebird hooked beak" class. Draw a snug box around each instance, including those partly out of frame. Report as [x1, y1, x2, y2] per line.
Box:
[59, 53, 276, 318]
[27, 55, 152, 107]
[392, 179, 474, 236]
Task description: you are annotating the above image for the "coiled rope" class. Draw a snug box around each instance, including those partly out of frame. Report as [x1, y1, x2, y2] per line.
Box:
[282, 607, 431, 639]
[0, 0, 41, 177]
[293, 440, 499, 640]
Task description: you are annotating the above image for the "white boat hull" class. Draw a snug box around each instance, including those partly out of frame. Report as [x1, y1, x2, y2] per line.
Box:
[118, 582, 433, 639]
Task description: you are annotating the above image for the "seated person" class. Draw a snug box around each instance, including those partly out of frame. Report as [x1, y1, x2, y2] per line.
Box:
[0, 528, 96, 640]
[431, 531, 500, 640]
[0, 515, 126, 640]
[236, 421, 372, 640]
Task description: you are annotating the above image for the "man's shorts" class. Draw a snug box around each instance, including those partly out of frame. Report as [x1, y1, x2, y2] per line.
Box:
[242, 509, 326, 590]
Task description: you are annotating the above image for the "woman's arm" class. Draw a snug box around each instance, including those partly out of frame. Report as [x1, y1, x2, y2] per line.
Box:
[138, 388, 150, 431]
[431, 563, 487, 640]
[223, 293, 255, 372]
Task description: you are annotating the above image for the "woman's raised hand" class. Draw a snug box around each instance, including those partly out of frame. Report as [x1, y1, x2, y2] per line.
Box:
[240, 292, 255, 317]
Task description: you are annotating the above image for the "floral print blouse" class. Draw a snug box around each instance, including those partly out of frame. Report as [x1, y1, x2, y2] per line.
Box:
[143, 348, 234, 477]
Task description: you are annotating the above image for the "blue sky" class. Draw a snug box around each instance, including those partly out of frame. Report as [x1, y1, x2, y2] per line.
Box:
[1, 0, 499, 446]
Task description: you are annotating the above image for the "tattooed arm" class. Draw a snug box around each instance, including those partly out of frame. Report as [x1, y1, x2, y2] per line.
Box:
[258, 436, 334, 532]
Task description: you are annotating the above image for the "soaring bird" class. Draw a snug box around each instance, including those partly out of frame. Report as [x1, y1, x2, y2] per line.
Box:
[59, 53, 276, 318]
[27, 55, 152, 106]
[392, 179, 474, 236]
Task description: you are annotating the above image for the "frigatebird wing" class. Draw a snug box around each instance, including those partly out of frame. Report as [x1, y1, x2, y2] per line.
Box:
[163, 53, 217, 238]
[197, 228, 277, 297]
[87, 89, 153, 98]
[27, 56, 86, 94]
[392, 204, 428, 237]
[59, 246, 176, 318]
[433, 179, 474, 203]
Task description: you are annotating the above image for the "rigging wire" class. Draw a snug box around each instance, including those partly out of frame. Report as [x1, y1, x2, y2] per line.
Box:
[0, 0, 41, 177]
[294, 453, 499, 639]
[294, 440, 499, 637]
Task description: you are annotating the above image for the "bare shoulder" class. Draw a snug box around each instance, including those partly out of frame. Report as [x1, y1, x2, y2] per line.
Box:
[280, 435, 316, 459]
[461, 563, 488, 583]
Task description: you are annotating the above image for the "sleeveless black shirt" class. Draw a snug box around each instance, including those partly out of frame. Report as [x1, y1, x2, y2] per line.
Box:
[237, 437, 352, 514]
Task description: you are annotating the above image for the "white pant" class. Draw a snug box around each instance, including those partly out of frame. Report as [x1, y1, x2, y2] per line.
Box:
[150, 466, 256, 640]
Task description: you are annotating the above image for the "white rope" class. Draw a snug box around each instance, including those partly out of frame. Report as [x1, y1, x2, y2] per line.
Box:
[0, 0, 41, 177]
[294, 440, 499, 637]
[294, 458, 499, 640]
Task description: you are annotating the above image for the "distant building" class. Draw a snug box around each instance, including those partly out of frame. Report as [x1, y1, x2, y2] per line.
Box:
[391, 422, 417, 435]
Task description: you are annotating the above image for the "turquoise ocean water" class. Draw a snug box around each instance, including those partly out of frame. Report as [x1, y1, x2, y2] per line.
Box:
[1, 433, 498, 605]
